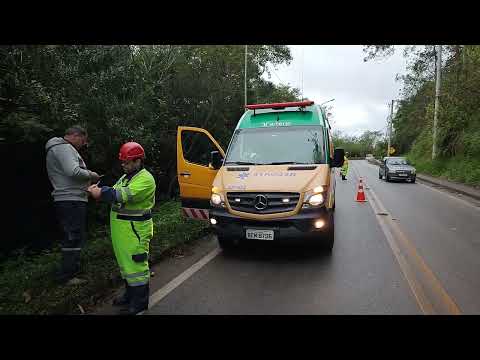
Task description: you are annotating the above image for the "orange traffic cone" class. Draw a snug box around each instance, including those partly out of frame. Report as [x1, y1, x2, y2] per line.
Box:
[355, 178, 367, 202]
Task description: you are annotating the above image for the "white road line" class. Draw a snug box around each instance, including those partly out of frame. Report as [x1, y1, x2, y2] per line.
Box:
[350, 162, 461, 315]
[141, 247, 222, 314]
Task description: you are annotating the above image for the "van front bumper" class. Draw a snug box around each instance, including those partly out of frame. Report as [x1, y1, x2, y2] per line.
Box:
[209, 207, 332, 243]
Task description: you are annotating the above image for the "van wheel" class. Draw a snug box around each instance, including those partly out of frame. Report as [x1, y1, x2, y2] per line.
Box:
[378, 172, 382, 179]
[386, 174, 390, 182]
[325, 214, 335, 253]
[322, 212, 334, 253]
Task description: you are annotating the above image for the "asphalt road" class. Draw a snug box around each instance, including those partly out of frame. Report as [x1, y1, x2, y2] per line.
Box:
[144, 160, 480, 315]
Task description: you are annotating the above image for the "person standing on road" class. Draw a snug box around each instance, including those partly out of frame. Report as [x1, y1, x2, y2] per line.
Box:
[87, 142, 156, 315]
[45, 125, 101, 284]
[340, 152, 349, 180]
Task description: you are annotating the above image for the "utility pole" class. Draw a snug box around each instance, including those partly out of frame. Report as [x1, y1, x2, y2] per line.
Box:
[387, 100, 394, 157]
[244, 45, 248, 109]
[432, 45, 442, 160]
[301, 46, 304, 101]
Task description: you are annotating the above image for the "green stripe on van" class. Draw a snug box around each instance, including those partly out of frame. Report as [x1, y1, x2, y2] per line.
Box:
[238, 106, 325, 129]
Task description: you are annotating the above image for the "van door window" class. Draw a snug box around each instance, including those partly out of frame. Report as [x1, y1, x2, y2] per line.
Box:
[181, 130, 218, 167]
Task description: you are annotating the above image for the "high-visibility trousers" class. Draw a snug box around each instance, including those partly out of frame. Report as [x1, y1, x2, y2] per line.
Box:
[110, 213, 153, 287]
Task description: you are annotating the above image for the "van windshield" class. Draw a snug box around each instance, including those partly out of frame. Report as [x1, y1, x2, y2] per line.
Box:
[224, 126, 326, 165]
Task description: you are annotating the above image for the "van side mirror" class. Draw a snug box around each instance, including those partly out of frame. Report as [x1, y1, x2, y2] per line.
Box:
[210, 151, 223, 170]
[332, 148, 345, 168]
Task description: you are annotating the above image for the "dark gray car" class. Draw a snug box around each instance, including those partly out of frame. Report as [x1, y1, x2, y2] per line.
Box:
[379, 157, 416, 183]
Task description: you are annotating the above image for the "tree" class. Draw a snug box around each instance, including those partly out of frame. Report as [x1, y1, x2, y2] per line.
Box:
[2, 44, 299, 254]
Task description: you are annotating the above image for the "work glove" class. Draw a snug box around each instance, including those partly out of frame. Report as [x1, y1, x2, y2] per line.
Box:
[132, 253, 148, 263]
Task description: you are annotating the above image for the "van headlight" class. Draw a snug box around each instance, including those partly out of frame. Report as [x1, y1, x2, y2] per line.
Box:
[303, 186, 326, 207]
[308, 194, 324, 206]
[211, 193, 222, 206]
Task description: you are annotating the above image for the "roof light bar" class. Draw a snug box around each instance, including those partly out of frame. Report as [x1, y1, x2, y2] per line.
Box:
[245, 100, 314, 110]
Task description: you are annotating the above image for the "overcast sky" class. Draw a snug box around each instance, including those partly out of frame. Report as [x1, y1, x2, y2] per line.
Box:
[264, 45, 409, 137]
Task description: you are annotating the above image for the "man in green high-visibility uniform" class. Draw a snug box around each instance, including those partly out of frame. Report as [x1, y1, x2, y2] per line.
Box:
[340, 152, 349, 180]
[88, 142, 156, 315]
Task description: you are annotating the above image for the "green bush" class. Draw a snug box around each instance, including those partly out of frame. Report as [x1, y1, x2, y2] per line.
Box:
[408, 154, 480, 186]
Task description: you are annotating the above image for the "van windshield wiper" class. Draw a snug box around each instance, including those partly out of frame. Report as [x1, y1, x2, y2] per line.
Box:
[263, 161, 310, 165]
[224, 161, 258, 165]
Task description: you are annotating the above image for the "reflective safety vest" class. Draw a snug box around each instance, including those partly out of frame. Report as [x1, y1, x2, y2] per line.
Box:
[111, 168, 156, 220]
[341, 156, 349, 175]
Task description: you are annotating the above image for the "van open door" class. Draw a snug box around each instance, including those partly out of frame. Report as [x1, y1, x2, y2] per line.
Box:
[176, 126, 225, 220]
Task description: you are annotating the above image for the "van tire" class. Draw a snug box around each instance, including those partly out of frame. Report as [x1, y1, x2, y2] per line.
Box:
[378, 172, 382, 179]
[386, 174, 390, 182]
[320, 212, 334, 253]
[324, 213, 335, 253]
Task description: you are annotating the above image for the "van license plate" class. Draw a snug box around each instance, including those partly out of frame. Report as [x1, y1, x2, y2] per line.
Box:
[398, 173, 407, 177]
[246, 229, 274, 240]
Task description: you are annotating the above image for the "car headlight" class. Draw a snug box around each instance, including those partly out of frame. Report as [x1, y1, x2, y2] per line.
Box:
[411, 169, 416, 174]
[388, 169, 396, 174]
[211, 193, 222, 206]
[308, 193, 324, 206]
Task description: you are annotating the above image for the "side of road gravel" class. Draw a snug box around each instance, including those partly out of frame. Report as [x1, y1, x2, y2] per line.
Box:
[366, 158, 480, 201]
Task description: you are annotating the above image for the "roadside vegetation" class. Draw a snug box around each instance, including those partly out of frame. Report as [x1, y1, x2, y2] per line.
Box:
[364, 45, 480, 187]
[1, 45, 300, 255]
[0, 201, 209, 315]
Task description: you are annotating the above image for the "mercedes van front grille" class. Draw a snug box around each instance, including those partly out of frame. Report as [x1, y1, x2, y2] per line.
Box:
[226, 192, 300, 214]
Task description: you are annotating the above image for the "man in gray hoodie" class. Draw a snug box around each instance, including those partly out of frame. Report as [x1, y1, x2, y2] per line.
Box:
[46, 125, 100, 284]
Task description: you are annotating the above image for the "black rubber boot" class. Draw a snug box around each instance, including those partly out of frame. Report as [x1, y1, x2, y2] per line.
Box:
[112, 280, 131, 307]
[127, 284, 150, 315]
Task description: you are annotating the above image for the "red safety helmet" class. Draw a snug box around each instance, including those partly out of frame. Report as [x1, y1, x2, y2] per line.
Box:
[119, 142, 145, 161]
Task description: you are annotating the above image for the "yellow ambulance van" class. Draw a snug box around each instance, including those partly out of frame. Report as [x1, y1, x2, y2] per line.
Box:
[176, 100, 344, 252]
